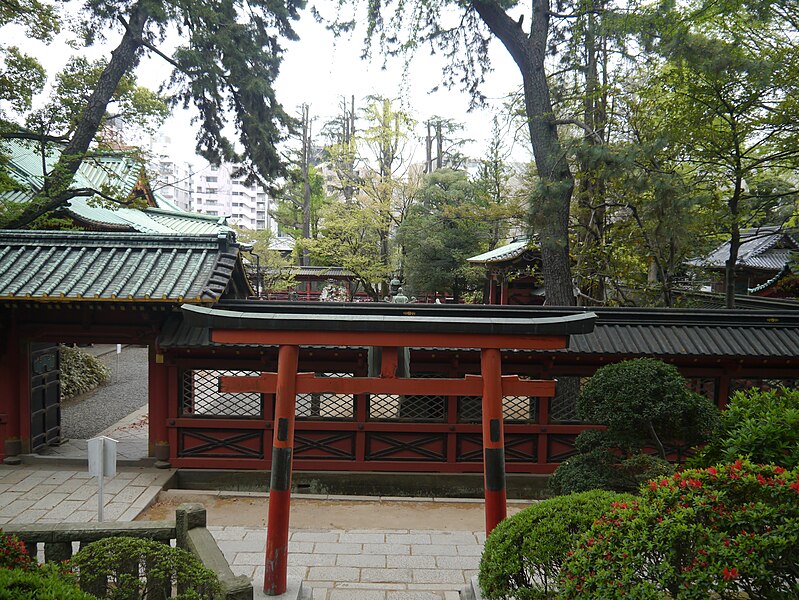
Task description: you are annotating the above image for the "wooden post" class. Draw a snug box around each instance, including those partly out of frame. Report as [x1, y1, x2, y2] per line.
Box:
[481, 348, 506, 535]
[264, 344, 299, 596]
[0, 322, 21, 464]
[148, 347, 169, 460]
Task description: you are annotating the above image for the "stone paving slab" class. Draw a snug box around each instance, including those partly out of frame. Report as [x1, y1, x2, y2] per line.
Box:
[210, 526, 482, 600]
[0, 465, 172, 524]
[0, 461, 487, 599]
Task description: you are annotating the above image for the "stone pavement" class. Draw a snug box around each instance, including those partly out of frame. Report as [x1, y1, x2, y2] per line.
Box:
[0, 465, 171, 525]
[215, 525, 484, 600]
[0, 462, 492, 599]
[34, 404, 150, 462]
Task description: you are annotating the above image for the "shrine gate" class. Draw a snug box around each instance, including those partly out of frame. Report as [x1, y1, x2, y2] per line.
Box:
[181, 303, 595, 595]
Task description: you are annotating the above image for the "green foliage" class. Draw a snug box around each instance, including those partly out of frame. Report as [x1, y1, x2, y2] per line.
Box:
[0, 567, 96, 600]
[0, 532, 35, 571]
[59, 345, 110, 401]
[560, 460, 799, 599]
[71, 536, 220, 600]
[397, 168, 488, 301]
[549, 449, 673, 495]
[577, 358, 719, 457]
[551, 359, 718, 494]
[272, 164, 330, 241]
[479, 490, 634, 599]
[690, 387, 799, 470]
[28, 56, 169, 141]
[308, 201, 386, 301]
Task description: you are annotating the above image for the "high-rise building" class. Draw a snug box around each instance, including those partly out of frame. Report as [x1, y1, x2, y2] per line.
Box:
[193, 164, 271, 232]
[148, 135, 274, 233]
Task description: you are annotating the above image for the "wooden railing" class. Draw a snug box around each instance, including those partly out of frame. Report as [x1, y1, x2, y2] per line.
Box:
[2, 504, 252, 600]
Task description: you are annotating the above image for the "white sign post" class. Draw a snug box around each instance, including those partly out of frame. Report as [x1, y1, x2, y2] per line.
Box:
[116, 344, 122, 379]
[88, 436, 118, 522]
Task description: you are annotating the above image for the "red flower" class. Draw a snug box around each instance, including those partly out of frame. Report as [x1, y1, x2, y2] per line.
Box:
[722, 567, 738, 580]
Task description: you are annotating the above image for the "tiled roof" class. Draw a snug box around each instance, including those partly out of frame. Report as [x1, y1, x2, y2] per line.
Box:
[158, 304, 799, 359]
[689, 227, 799, 272]
[263, 265, 357, 278]
[1, 140, 231, 236]
[467, 240, 531, 264]
[0, 230, 244, 303]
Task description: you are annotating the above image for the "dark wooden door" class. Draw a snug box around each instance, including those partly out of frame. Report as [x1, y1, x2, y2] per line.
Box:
[30, 343, 61, 452]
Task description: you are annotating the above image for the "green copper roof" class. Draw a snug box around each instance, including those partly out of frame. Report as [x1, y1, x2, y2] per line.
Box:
[0, 230, 245, 303]
[1, 139, 231, 236]
[467, 240, 531, 264]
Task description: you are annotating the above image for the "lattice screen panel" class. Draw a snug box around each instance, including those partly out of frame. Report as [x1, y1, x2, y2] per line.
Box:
[502, 396, 537, 423]
[457, 396, 482, 422]
[457, 396, 538, 423]
[549, 377, 585, 423]
[369, 394, 446, 421]
[181, 369, 262, 418]
[297, 373, 355, 420]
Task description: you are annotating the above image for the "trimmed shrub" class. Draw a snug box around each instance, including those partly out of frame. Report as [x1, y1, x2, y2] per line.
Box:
[549, 449, 673, 494]
[577, 358, 719, 457]
[0, 566, 96, 600]
[479, 490, 635, 599]
[0, 532, 36, 571]
[559, 460, 799, 599]
[551, 358, 719, 494]
[690, 386, 799, 469]
[59, 345, 110, 400]
[70, 536, 220, 600]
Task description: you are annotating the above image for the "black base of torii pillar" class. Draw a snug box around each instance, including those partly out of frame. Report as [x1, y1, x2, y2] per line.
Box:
[183, 302, 597, 596]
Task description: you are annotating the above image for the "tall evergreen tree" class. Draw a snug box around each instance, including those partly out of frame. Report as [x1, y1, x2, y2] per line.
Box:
[1, 0, 303, 228]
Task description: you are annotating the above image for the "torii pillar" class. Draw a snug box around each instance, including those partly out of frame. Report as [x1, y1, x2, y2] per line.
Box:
[190, 303, 597, 596]
[264, 344, 299, 595]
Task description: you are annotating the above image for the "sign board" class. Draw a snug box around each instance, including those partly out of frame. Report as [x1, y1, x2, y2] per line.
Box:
[88, 436, 118, 478]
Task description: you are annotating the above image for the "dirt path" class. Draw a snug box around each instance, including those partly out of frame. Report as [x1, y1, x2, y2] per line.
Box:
[138, 491, 531, 531]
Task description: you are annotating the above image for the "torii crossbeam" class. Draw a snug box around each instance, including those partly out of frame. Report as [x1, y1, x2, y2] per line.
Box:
[182, 302, 596, 596]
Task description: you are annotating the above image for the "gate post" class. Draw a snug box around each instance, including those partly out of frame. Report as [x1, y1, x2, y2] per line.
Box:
[481, 348, 507, 534]
[264, 344, 299, 596]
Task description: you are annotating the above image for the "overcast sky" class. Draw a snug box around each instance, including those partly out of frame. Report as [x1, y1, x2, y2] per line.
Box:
[5, 3, 533, 167]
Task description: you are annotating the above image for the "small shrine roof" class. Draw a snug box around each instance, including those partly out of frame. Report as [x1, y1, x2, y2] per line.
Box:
[467, 240, 531, 264]
[689, 227, 799, 272]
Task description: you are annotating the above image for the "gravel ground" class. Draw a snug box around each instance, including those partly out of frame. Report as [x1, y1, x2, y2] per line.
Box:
[61, 346, 149, 439]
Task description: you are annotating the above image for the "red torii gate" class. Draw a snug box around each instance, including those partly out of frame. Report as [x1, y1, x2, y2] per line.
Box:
[182, 303, 595, 596]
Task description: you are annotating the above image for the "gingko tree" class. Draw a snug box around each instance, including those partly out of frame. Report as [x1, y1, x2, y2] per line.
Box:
[328, 0, 585, 305]
[1, 0, 304, 229]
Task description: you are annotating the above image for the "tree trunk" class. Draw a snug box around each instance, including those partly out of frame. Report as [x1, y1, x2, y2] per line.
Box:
[725, 187, 742, 309]
[473, 0, 575, 306]
[5, 3, 149, 229]
[301, 104, 312, 266]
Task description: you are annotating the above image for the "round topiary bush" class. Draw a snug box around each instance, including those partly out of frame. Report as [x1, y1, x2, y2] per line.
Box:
[559, 460, 799, 599]
[70, 536, 220, 599]
[551, 358, 719, 494]
[690, 386, 799, 469]
[0, 566, 96, 600]
[577, 358, 719, 458]
[479, 490, 635, 599]
[59, 345, 111, 400]
[549, 449, 673, 495]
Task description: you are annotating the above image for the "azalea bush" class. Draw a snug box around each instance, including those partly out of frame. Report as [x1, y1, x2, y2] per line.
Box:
[560, 460, 799, 599]
[479, 490, 634, 599]
[0, 531, 35, 571]
[0, 566, 95, 600]
[690, 386, 799, 469]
